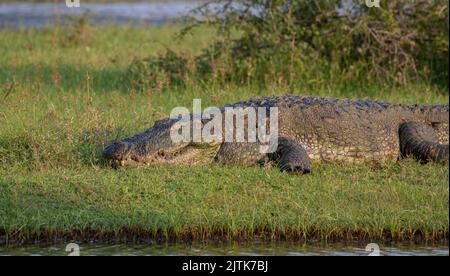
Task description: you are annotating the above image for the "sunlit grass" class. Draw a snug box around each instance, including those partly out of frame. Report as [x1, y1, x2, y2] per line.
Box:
[0, 25, 448, 243]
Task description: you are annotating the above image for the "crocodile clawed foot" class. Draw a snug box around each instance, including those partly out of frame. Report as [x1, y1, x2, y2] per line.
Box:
[276, 137, 312, 175]
[280, 163, 311, 174]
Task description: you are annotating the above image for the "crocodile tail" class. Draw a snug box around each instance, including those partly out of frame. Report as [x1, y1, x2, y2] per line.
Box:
[419, 104, 449, 124]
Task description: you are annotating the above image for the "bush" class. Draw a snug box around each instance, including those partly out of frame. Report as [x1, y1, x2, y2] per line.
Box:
[124, 0, 449, 91]
[123, 49, 192, 92]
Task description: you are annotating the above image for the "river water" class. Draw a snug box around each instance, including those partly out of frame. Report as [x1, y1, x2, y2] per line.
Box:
[0, 241, 448, 256]
[0, 0, 360, 28]
[0, 1, 205, 28]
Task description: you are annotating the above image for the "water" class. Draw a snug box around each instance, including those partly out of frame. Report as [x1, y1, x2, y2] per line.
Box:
[0, 1, 205, 28]
[0, 1, 363, 29]
[0, 241, 448, 256]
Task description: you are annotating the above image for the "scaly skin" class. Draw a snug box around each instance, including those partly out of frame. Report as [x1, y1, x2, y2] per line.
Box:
[103, 95, 449, 173]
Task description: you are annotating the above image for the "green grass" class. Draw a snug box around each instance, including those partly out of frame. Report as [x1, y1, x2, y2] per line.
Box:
[0, 25, 448, 243]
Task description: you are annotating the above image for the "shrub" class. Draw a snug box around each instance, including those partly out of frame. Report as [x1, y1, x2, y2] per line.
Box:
[124, 0, 449, 91]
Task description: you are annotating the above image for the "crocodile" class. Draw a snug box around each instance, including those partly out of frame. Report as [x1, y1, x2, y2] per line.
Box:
[102, 95, 449, 174]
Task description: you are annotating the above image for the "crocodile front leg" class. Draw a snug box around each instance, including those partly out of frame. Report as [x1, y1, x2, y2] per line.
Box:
[273, 137, 311, 174]
[399, 122, 449, 162]
[214, 137, 312, 174]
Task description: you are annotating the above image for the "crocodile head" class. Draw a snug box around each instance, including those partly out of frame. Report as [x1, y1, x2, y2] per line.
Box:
[102, 118, 221, 167]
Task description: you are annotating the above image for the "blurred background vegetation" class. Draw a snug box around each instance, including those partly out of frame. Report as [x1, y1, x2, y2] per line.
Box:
[125, 0, 449, 92]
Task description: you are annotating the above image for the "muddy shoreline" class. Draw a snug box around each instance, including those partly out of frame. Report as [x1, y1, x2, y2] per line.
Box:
[1, 228, 448, 246]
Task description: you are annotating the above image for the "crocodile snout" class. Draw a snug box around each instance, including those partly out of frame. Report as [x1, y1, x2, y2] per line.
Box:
[102, 141, 133, 161]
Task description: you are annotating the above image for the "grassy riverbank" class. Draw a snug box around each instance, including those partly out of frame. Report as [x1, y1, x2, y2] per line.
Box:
[0, 25, 448, 244]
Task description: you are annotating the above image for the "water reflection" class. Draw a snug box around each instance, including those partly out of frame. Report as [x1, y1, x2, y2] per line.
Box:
[0, 241, 448, 256]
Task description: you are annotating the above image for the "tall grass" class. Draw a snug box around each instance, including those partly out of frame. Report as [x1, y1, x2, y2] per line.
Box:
[123, 0, 449, 93]
[0, 24, 448, 243]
